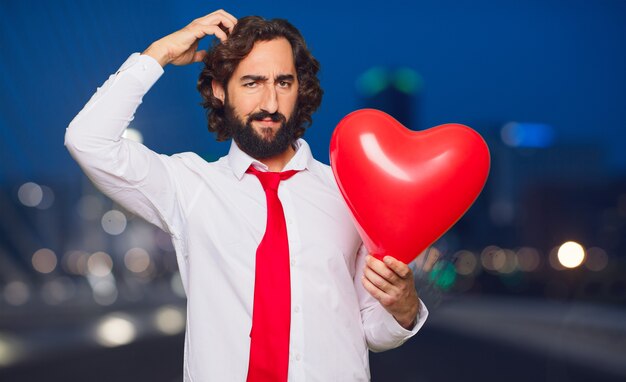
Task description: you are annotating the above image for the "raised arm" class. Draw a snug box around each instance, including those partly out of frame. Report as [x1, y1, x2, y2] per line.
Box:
[64, 10, 237, 234]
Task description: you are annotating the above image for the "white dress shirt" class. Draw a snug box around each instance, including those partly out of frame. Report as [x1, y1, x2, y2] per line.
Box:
[65, 53, 428, 382]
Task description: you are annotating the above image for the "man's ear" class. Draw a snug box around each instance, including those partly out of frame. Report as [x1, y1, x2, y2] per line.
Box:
[212, 80, 225, 103]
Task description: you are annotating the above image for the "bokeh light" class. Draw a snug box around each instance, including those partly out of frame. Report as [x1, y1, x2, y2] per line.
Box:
[498, 249, 518, 274]
[548, 246, 566, 270]
[3, 281, 30, 306]
[481, 246, 506, 272]
[154, 305, 186, 335]
[420, 247, 442, 272]
[62, 250, 90, 275]
[557, 241, 586, 269]
[17, 182, 42, 207]
[124, 248, 151, 273]
[123, 127, 144, 143]
[36, 185, 55, 210]
[516, 247, 541, 272]
[392, 67, 423, 95]
[170, 272, 186, 298]
[584, 247, 609, 272]
[0, 333, 24, 367]
[500, 122, 555, 148]
[124, 223, 157, 253]
[31, 248, 57, 274]
[94, 314, 137, 347]
[87, 251, 113, 277]
[91, 278, 118, 306]
[454, 250, 479, 276]
[101, 210, 127, 235]
[428, 260, 456, 290]
[356, 66, 390, 97]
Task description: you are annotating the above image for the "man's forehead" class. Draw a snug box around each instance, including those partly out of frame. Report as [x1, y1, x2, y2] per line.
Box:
[232, 38, 296, 78]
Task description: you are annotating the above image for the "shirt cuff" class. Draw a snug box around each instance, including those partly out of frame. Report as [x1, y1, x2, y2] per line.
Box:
[115, 52, 164, 93]
[380, 298, 429, 338]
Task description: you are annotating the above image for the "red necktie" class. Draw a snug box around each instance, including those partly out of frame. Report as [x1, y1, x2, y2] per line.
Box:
[246, 166, 299, 382]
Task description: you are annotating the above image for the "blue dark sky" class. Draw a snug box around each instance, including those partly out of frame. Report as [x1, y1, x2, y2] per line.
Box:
[1, 0, 625, 183]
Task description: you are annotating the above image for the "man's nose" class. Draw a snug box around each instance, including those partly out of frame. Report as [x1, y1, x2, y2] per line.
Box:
[259, 85, 278, 114]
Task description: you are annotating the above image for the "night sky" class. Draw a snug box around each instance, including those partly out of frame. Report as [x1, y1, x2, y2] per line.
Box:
[1, 0, 625, 182]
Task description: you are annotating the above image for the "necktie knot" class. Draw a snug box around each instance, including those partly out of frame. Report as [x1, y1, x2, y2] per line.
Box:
[246, 166, 299, 192]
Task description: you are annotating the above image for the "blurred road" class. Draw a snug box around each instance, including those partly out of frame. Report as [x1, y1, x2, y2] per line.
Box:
[1, 295, 624, 382]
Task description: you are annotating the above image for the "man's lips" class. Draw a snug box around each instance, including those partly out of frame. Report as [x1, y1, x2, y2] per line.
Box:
[254, 118, 280, 126]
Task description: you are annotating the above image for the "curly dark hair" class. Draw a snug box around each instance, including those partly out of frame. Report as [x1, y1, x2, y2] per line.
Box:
[197, 16, 323, 141]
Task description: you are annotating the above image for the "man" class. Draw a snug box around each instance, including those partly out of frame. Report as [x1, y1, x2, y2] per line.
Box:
[65, 9, 428, 381]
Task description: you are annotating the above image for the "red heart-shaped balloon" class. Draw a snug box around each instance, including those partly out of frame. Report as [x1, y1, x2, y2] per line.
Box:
[330, 109, 490, 264]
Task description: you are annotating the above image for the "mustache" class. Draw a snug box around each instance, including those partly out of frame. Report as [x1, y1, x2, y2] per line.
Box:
[247, 111, 286, 124]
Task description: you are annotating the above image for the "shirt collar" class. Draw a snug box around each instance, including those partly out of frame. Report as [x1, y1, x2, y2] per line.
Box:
[227, 138, 315, 180]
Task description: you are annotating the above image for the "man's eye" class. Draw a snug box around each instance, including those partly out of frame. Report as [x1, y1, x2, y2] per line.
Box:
[278, 81, 291, 88]
[244, 82, 257, 88]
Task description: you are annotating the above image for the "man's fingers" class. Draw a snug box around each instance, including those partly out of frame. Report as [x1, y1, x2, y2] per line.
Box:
[361, 275, 384, 301]
[362, 276, 397, 307]
[362, 254, 419, 321]
[193, 50, 208, 63]
[196, 15, 236, 33]
[188, 24, 228, 42]
[197, 10, 237, 32]
[195, 25, 228, 42]
[366, 255, 399, 284]
[212, 27, 228, 42]
[383, 256, 412, 279]
[363, 264, 392, 293]
[213, 9, 237, 31]
[215, 9, 238, 28]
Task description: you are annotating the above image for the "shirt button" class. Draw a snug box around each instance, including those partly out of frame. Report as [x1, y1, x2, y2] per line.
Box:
[295, 353, 302, 361]
[294, 305, 300, 313]
[141, 64, 147, 71]
[286, 218, 293, 225]
[290, 258, 296, 266]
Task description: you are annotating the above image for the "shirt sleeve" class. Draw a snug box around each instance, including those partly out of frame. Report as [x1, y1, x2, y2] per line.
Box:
[64, 53, 185, 238]
[354, 244, 429, 352]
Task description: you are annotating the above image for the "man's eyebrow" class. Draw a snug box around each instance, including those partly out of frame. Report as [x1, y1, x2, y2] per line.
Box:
[276, 74, 295, 82]
[239, 74, 296, 82]
[239, 75, 267, 82]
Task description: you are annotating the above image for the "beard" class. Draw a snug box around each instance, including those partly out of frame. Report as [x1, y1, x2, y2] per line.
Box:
[224, 101, 299, 160]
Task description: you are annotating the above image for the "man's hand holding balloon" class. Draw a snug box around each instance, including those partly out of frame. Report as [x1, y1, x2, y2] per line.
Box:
[362, 255, 420, 330]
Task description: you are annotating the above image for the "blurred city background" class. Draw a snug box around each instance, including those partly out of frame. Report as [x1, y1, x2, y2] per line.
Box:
[1, 0, 625, 381]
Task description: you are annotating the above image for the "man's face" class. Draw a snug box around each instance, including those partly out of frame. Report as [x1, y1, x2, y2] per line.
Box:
[212, 38, 299, 158]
